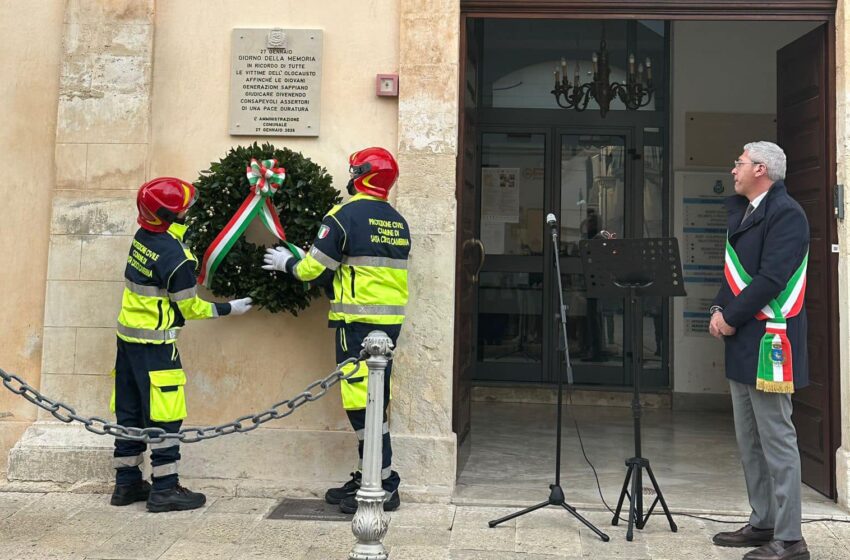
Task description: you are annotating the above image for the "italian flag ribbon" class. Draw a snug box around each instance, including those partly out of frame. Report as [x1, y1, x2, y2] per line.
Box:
[198, 159, 300, 287]
[724, 238, 808, 393]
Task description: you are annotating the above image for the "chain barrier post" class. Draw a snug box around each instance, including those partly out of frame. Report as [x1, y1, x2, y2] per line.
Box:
[349, 330, 393, 560]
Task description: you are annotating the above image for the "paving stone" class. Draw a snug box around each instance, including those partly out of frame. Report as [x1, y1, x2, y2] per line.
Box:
[385, 524, 452, 548]
[159, 540, 239, 560]
[207, 497, 277, 516]
[450, 523, 517, 552]
[86, 517, 192, 559]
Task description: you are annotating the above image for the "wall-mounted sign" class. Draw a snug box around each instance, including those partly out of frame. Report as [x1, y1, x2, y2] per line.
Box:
[229, 28, 323, 136]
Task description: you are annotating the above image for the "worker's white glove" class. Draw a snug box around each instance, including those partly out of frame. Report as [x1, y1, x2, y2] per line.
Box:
[262, 245, 306, 273]
[228, 297, 253, 316]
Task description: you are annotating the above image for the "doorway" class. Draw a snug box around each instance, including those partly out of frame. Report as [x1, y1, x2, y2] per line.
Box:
[454, 11, 841, 500]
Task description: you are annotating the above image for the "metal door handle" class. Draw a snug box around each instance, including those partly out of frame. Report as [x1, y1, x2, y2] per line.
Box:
[472, 238, 485, 283]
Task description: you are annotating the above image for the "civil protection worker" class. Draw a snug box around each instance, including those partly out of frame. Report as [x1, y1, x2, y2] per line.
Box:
[110, 177, 254, 512]
[262, 147, 410, 513]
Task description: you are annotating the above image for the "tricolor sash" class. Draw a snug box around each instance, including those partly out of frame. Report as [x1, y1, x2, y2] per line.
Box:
[724, 239, 807, 393]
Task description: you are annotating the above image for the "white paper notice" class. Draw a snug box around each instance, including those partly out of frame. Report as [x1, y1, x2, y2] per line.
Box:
[480, 222, 505, 255]
[481, 168, 520, 223]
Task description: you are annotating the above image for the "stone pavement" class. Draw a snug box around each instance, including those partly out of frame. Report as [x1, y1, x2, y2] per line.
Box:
[0, 491, 848, 559]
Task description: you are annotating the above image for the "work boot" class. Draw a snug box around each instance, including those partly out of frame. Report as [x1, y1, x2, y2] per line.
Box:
[743, 539, 810, 560]
[339, 489, 400, 514]
[713, 524, 775, 547]
[325, 472, 361, 505]
[146, 484, 206, 513]
[110, 480, 151, 506]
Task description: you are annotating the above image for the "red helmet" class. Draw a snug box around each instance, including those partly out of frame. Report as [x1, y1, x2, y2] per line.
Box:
[136, 177, 197, 232]
[348, 147, 399, 199]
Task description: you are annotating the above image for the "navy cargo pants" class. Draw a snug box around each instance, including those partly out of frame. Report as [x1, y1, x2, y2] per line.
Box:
[335, 323, 401, 493]
[112, 338, 183, 491]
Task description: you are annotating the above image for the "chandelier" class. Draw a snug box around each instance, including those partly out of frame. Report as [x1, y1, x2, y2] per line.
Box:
[551, 30, 654, 117]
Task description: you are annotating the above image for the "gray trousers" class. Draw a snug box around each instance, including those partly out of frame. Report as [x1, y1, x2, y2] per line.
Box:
[729, 380, 802, 541]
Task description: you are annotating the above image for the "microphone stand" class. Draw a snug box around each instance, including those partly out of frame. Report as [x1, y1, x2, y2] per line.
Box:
[488, 216, 609, 543]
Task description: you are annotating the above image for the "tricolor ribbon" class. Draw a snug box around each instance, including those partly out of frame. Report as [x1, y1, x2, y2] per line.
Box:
[198, 158, 301, 287]
[724, 238, 807, 393]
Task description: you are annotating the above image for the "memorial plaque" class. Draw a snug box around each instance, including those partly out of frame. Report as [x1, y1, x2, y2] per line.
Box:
[229, 28, 323, 136]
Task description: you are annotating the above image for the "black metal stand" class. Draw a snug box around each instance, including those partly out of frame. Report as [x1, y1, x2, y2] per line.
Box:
[579, 237, 685, 541]
[489, 222, 609, 543]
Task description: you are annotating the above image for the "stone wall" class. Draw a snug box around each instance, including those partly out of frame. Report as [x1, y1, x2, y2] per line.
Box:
[7, 0, 461, 500]
[7, 0, 156, 485]
[391, 0, 461, 496]
[834, 0, 850, 511]
[0, 0, 66, 474]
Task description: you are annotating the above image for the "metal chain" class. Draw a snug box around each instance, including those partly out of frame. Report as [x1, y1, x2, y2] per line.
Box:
[0, 357, 363, 444]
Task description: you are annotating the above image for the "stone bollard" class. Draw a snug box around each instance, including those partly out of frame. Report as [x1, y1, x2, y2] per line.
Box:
[349, 330, 393, 560]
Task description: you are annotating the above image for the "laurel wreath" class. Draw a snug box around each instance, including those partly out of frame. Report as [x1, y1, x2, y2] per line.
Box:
[185, 142, 341, 314]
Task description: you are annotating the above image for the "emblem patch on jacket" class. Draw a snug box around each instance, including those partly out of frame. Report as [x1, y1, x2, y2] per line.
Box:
[318, 225, 330, 239]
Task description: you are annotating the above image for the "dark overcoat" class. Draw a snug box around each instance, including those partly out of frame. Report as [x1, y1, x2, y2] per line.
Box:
[712, 181, 810, 388]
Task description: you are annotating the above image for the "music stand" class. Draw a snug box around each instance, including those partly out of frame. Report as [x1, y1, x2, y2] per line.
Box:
[488, 221, 609, 543]
[579, 237, 685, 541]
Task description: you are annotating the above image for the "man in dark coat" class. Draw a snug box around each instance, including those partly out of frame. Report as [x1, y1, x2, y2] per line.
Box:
[709, 141, 810, 560]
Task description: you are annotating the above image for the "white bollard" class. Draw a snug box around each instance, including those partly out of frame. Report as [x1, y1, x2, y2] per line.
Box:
[349, 330, 393, 560]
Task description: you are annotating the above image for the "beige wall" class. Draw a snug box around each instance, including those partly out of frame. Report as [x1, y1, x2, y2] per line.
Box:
[0, 0, 65, 472]
[147, 0, 400, 431]
[6, 0, 459, 498]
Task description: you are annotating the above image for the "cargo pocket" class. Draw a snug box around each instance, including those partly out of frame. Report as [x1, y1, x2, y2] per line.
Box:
[340, 361, 368, 411]
[148, 369, 187, 422]
[109, 369, 117, 413]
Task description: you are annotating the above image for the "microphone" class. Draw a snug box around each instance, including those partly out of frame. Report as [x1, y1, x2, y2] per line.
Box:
[546, 213, 558, 241]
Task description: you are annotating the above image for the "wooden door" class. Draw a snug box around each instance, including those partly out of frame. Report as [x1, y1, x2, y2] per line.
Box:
[453, 17, 483, 474]
[777, 23, 840, 498]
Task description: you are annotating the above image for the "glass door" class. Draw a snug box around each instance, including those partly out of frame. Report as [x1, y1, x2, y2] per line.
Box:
[473, 127, 669, 389]
[475, 130, 549, 383]
[556, 133, 628, 385]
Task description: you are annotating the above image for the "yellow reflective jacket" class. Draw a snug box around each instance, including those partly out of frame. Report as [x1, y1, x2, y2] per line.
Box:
[117, 223, 229, 344]
[288, 193, 411, 326]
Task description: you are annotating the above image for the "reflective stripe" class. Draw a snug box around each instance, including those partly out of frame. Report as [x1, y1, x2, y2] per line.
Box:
[330, 303, 406, 316]
[151, 461, 179, 478]
[125, 280, 167, 298]
[117, 323, 180, 342]
[381, 467, 392, 480]
[343, 256, 408, 270]
[168, 286, 198, 302]
[310, 246, 341, 270]
[150, 440, 179, 450]
[355, 422, 388, 441]
[113, 454, 143, 468]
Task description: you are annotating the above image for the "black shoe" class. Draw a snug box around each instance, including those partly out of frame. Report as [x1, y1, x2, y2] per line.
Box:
[713, 524, 775, 548]
[339, 489, 400, 514]
[743, 539, 810, 560]
[325, 472, 361, 505]
[146, 484, 206, 513]
[110, 480, 151, 506]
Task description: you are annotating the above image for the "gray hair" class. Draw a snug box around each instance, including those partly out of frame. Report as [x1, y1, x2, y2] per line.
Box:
[744, 141, 786, 181]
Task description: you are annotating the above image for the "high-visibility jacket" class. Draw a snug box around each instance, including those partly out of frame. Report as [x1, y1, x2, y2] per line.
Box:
[116, 223, 230, 344]
[287, 193, 410, 327]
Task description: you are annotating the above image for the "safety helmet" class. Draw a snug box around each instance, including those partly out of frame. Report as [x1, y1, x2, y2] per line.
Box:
[136, 177, 198, 232]
[348, 147, 399, 199]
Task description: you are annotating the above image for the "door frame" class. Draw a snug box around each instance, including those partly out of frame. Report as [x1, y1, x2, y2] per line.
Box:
[454, 3, 840, 496]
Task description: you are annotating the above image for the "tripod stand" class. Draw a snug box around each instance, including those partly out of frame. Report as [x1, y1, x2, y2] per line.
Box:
[579, 237, 684, 541]
[488, 215, 609, 543]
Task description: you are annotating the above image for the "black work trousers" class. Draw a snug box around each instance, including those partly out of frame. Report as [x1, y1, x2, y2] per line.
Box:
[335, 323, 401, 493]
[112, 338, 182, 491]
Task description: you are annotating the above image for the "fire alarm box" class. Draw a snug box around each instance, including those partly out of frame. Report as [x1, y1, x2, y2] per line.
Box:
[376, 74, 399, 97]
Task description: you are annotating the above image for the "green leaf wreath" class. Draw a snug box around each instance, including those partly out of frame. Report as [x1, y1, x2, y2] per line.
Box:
[185, 142, 341, 314]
